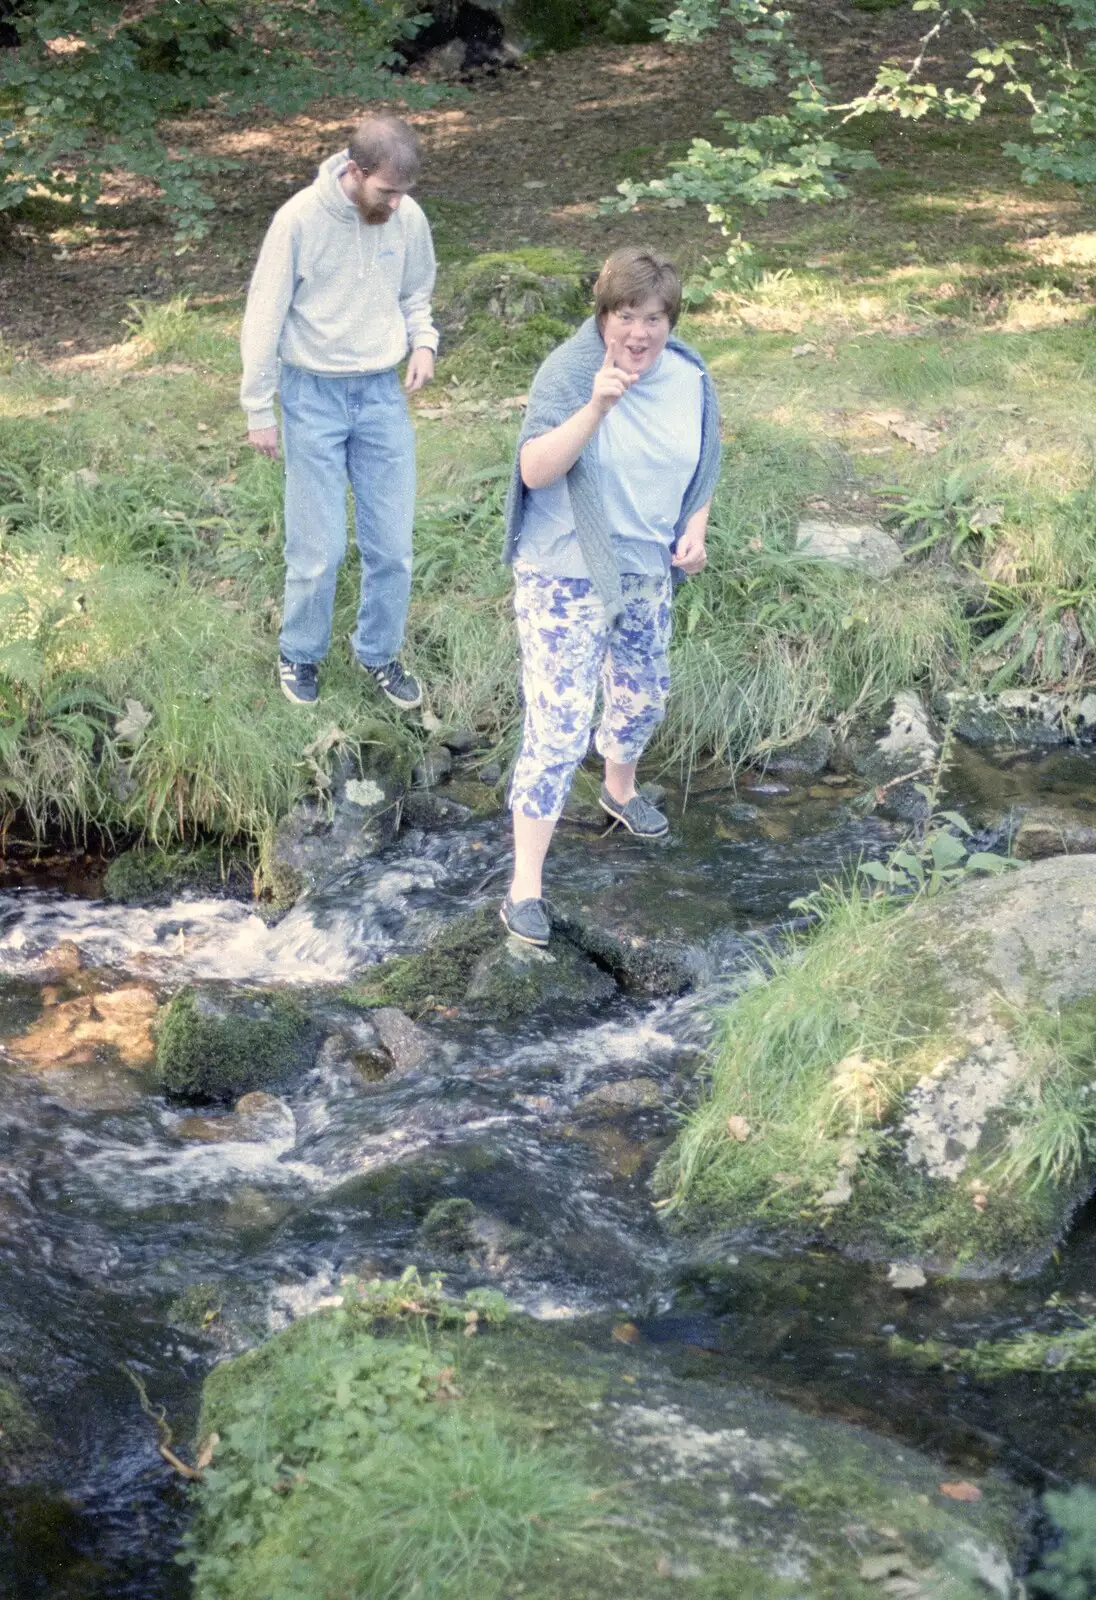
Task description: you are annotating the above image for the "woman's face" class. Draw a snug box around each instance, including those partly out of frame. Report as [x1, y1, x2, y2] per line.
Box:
[601, 295, 672, 377]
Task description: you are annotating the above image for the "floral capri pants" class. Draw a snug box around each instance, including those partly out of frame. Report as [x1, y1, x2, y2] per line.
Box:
[509, 565, 673, 821]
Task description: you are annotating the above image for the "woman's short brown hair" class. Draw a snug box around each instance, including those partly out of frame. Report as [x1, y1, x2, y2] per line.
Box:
[594, 247, 682, 329]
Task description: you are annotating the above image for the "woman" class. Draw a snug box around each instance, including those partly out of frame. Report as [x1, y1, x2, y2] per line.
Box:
[499, 246, 722, 947]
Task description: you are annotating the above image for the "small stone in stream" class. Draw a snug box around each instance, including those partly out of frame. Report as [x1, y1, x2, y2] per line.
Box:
[741, 780, 791, 796]
[887, 1264, 927, 1290]
[440, 730, 481, 755]
[411, 746, 454, 789]
[574, 1078, 664, 1117]
[479, 761, 502, 785]
[418, 1197, 477, 1254]
[371, 1007, 433, 1073]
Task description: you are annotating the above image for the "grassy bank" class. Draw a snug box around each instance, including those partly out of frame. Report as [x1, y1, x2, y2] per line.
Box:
[3, 95, 1096, 865]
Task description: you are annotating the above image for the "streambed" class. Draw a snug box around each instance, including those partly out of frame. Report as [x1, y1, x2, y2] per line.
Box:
[2, 754, 1096, 1596]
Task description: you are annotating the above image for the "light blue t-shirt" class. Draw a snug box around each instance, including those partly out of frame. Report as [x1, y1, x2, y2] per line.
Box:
[516, 346, 703, 579]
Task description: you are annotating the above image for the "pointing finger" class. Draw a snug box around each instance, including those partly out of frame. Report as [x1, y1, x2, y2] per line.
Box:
[603, 338, 622, 370]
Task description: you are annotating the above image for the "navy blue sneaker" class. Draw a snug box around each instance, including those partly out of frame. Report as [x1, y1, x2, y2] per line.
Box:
[279, 656, 318, 706]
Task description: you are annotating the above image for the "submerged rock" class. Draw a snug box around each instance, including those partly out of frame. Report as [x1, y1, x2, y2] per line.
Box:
[154, 986, 312, 1101]
[573, 1078, 666, 1118]
[191, 1309, 1029, 1598]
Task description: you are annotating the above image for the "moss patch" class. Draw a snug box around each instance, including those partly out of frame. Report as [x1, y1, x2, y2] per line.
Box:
[344, 907, 501, 1012]
[153, 986, 310, 1101]
[103, 842, 251, 905]
[0, 1380, 44, 1477]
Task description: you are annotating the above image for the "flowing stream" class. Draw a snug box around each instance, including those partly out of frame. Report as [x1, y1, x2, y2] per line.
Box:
[2, 755, 1096, 1596]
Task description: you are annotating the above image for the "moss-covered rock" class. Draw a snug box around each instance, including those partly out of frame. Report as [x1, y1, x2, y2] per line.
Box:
[103, 842, 250, 906]
[417, 1196, 478, 1253]
[185, 1298, 1029, 1600]
[153, 986, 311, 1101]
[344, 906, 617, 1022]
[659, 855, 1096, 1276]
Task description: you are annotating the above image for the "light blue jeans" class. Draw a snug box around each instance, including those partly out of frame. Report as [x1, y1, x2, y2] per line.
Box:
[278, 363, 416, 666]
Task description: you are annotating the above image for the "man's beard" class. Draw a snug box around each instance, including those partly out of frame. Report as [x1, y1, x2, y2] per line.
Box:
[353, 192, 392, 226]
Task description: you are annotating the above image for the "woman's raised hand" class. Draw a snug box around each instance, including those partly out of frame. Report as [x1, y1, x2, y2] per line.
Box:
[590, 339, 637, 417]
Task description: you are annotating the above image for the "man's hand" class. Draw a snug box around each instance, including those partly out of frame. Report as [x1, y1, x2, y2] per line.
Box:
[248, 426, 279, 460]
[671, 524, 708, 575]
[590, 339, 637, 418]
[405, 348, 435, 393]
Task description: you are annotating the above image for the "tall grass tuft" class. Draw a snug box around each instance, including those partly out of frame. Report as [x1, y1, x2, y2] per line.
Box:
[656, 885, 959, 1224]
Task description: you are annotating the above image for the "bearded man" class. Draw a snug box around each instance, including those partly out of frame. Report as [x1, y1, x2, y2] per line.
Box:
[240, 116, 437, 708]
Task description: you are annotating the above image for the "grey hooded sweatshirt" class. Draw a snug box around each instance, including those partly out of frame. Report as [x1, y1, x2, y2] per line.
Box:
[240, 149, 439, 432]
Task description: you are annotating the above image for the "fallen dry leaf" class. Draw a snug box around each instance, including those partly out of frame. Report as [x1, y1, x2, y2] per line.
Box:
[938, 1481, 982, 1502]
[195, 1433, 220, 1471]
[612, 1321, 641, 1345]
[114, 698, 153, 741]
[726, 1115, 752, 1142]
[866, 410, 943, 454]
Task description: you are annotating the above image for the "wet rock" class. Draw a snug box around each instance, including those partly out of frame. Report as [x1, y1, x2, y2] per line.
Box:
[418, 1196, 478, 1253]
[347, 906, 620, 1022]
[552, 906, 708, 1000]
[0, 1379, 48, 1480]
[268, 745, 406, 901]
[465, 934, 616, 1019]
[938, 687, 1096, 749]
[416, 1200, 521, 1267]
[478, 760, 502, 785]
[1010, 806, 1096, 861]
[766, 726, 834, 776]
[316, 1015, 397, 1086]
[573, 1078, 665, 1118]
[411, 745, 453, 789]
[371, 1007, 433, 1073]
[154, 986, 312, 1101]
[440, 729, 481, 755]
[796, 517, 904, 576]
[400, 789, 473, 829]
[103, 843, 248, 907]
[840, 691, 940, 821]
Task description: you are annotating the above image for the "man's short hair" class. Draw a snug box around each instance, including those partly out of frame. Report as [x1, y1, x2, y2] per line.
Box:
[594, 247, 682, 329]
[348, 116, 422, 181]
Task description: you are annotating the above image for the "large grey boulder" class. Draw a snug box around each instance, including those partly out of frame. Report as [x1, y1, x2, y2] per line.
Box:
[679, 856, 1096, 1276]
[195, 1311, 1030, 1598]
